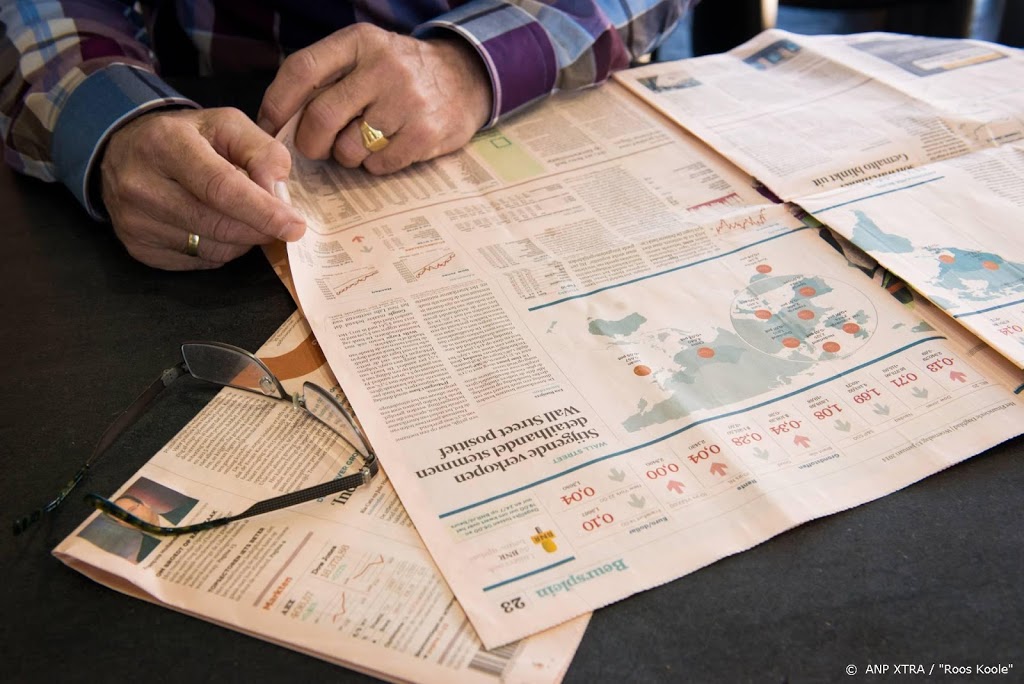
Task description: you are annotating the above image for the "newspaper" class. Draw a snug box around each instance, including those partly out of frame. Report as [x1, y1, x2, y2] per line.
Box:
[282, 82, 1024, 647]
[53, 310, 589, 684]
[617, 30, 1024, 367]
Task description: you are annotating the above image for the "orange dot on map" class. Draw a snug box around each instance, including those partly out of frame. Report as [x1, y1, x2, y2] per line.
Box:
[799, 286, 816, 297]
[633, 365, 652, 376]
[823, 341, 841, 353]
[755, 309, 772, 320]
[939, 254, 955, 264]
[982, 260, 1000, 270]
[842, 322, 861, 334]
[782, 337, 800, 349]
[756, 264, 773, 274]
[797, 309, 815, 320]
[697, 347, 715, 358]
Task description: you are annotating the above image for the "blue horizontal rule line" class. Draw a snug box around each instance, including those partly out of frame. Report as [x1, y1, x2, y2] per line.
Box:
[438, 335, 946, 519]
[481, 557, 576, 592]
[810, 175, 945, 214]
[527, 227, 809, 312]
[951, 297, 1024, 318]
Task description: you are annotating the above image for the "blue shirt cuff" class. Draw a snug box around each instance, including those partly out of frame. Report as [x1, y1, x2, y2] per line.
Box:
[52, 64, 198, 220]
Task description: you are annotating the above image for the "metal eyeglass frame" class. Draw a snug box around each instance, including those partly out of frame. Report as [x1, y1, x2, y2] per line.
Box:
[13, 341, 378, 536]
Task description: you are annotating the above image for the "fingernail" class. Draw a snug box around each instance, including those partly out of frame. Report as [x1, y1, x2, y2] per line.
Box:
[258, 117, 275, 135]
[282, 219, 306, 241]
[274, 180, 292, 205]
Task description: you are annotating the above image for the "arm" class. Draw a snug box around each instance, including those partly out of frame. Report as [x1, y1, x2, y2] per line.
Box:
[0, 1, 195, 215]
[259, 0, 693, 174]
[1, 2, 304, 270]
[416, 0, 696, 124]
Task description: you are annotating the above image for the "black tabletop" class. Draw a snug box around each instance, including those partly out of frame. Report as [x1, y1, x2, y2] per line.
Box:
[2, 83, 1021, 683]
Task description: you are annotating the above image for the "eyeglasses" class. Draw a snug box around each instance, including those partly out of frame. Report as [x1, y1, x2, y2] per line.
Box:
[13, 341, 378, 536]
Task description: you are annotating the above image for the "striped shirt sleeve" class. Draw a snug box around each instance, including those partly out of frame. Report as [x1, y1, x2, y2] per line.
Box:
[0, 1, 197, 217]
[414, 0, 694, 126]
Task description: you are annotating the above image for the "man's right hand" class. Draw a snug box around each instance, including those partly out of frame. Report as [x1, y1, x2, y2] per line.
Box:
[100, 107, 306, 270]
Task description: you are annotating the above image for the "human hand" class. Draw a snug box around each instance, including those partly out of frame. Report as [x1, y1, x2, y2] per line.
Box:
[100, 107, 306, 270]
[257, 24, 491, 174]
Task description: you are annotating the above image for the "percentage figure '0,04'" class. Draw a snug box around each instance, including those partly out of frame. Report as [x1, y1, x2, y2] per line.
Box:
[561, 487, 595, 506]
[688, 444, 721, 464]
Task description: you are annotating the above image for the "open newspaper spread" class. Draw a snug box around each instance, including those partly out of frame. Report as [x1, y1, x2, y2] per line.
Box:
[282, 81, 1024, 647]
[617, 30, 1024, 367]
[53, 311, 589, 683]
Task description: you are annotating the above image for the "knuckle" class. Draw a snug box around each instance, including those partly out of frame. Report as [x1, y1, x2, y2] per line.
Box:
[219, 107, 248, 125]
[349, 22, 378, 42]
[283, 48, 319, 82]
[144, 114, 178, 138]
[202, 170, 232, 205]
[115, 174, 148, 202]
[207, 213, 236, 243]
[260, 92, 285, 122]
[394, 60, 419, 87]
[268, 140, 292, 169]
[305, 97, 338, 131]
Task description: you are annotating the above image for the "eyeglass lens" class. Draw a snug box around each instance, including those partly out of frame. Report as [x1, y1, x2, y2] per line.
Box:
[181, 342, 286, 398]
[302, 383, 369, 459]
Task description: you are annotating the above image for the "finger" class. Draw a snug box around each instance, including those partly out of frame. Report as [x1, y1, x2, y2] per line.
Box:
[112, 216, 249, 271]
[121, 172, 279, 247]
[258, 25, 369, 134]
[332, 110, 400, 168]
[361, 114, 442, 175]
[332, 121, 370, 169]
[154, 122, 305, 241]
[180, 230, 251, 265]
[294, 68, 376, 160]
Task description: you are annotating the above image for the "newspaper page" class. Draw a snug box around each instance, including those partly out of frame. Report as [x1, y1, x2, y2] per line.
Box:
[53, 312, 589, 684]
[616, 29, 1024, 201]
[808, 219, 1024, 395]
[618, 31, 1024, 368]
[283, 83, 1024, 647]
[797, 143, 1024, 367]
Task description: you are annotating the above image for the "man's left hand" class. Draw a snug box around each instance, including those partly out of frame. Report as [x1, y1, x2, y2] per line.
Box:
[258, 24, 492, 174]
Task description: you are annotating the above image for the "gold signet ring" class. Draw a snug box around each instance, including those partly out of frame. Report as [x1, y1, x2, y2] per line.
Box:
[360, 120, 390, 153]
[185, 232, 200, 257]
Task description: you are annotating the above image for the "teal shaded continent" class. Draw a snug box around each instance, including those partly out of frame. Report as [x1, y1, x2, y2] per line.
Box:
[851, 210, 1024, 303]
[623, 328, 813, 431]
[930, 247, 1024, 301]
[589, 312, 647, 337]
[850, 210, 913, 253]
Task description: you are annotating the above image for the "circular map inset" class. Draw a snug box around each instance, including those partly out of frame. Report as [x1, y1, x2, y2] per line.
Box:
[730, 275, 876, 360]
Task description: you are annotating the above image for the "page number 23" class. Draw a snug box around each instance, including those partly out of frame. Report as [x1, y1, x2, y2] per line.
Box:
[501, 597, 525, 613]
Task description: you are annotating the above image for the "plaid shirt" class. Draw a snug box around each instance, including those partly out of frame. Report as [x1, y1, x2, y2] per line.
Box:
[1, 0, 693, 217]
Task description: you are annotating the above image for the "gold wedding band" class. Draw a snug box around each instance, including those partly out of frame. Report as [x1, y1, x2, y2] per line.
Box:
[185, 232, 200, 257]
[360, 120, 390, 153]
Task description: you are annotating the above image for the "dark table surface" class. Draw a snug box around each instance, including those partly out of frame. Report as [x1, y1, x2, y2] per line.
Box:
[2, 84, 1022, 683]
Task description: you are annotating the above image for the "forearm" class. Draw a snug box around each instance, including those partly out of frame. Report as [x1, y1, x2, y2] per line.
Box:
[0, 1, 195, 215]
[415, 0, 696, 124]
